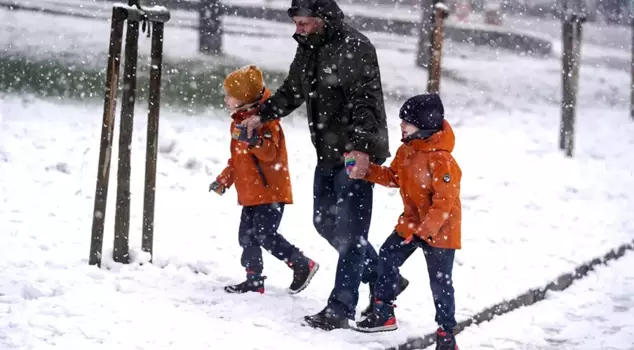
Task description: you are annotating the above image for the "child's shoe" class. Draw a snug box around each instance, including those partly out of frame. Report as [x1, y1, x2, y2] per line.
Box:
[436, 328, 459, 350]
[224, 270, 266, 294]
[360, 275, 409, 318]
[354, 299, 397, 333]
[287, 254, 319, 295]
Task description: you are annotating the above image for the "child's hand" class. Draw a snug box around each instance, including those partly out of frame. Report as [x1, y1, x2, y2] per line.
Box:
[344, 153, 356, 175]
[345, 151, 370, 179]
[403, 235, 414, 244]
[209, 181, 226, 195]
[234, 125, 261, 147]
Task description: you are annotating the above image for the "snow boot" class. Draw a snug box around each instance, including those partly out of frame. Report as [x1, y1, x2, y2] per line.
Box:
[287, 256, 320, 295]
[224, 270, 266, 294]
[360, 275, 409, 318]
[354, 299, 397, 333]
[436, 328, 459, 350]
[303, 307, 350, 331]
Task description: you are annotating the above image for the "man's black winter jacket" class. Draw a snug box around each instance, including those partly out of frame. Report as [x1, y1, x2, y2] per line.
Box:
[259, 0, 391, 166]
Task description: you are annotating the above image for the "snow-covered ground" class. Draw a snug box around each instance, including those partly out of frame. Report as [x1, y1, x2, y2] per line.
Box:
[1, 3, 634, 350]
[1, 91, 633, 349]
[457, 252, 634, 350]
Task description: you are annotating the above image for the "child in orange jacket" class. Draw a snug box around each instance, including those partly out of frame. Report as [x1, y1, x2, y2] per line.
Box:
[349, 94, 461, 350]
[209, 65, 319, 295]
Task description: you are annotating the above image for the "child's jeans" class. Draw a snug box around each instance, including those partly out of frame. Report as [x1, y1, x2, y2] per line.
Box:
[374, 231, 457, 331]
[239, 203, 303, 274]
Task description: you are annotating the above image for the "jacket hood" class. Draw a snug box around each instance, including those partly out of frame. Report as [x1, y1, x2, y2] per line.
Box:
[408, 120, 455, 152]
[288, 0, 345, 26]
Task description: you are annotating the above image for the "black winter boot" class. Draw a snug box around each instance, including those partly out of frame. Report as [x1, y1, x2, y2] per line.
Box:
[360, 275, 409, 318]
[287, 256, 320, 295]
[436, 328, 459, 350]
[354, 299, 397, 333]
[303, 307, 350, 331]
[224, 270, 266, 294]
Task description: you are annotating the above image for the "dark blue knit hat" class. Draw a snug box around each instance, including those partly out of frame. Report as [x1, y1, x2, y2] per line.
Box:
[399, 93, 444, 132]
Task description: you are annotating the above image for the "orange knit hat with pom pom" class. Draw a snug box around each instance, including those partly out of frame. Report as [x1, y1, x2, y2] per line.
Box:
[223, 65, 266, 103]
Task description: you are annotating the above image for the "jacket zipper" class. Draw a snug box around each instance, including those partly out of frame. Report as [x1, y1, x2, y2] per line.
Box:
[250, 154, 269, 188]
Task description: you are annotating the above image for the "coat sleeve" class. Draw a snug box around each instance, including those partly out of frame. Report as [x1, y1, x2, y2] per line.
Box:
[364, 146, 403, 187]
[415, 153, 461, 241]
[249, 122, 281, 162]
[259, 47, 306, 122]
[340, 39, 384, 153]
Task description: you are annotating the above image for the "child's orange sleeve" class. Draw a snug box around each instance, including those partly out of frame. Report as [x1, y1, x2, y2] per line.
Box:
[364, 146, 404, 188]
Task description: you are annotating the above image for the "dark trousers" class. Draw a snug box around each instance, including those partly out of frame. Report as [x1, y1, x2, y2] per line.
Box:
[375, 231, 457, 331]
[239, 203, 301, 274]
[313, 164, 380, 319]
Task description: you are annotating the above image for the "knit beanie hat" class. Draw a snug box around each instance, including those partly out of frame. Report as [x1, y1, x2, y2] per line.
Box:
[223, 65, 266, 103]
[399, 93, 445, 132]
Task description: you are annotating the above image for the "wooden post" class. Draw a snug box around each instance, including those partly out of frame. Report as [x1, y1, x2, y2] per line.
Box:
[89, 2, 171, 267]
[199, 0, 223, 55]
[89, 7, 125, 267]
[113, 1, 140, 264]
[560, 14, 573, 151]
[416, 0, 435, 68]
[631, 17, 634, 120]
[560, 11, 585, 157]
[141, 21, 165, 262]
[427, 2, 449, 93]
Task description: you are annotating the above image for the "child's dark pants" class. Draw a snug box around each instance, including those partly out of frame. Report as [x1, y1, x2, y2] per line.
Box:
[239, 203, 302, 274]
[375, 231, 457, 331]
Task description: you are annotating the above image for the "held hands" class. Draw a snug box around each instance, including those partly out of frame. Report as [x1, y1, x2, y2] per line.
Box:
[233, 125, 261, 147]
[344, 151, 370, 179]
[240, 115, 263, 139]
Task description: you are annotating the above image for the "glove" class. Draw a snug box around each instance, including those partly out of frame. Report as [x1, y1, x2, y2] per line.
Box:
[344, 154, 356, 175]
[344, 151, 369, 178]
[209, 181, 226, 195]
[233, 125, 261, 147]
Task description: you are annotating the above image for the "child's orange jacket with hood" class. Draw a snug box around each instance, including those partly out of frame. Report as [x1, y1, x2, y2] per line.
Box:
[215, 89, 293, 206]
[364, 120, 462, 249]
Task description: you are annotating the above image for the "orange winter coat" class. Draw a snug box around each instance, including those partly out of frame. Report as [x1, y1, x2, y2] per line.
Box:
[365, 120, 462, 249]
[215, 90, 293, 207]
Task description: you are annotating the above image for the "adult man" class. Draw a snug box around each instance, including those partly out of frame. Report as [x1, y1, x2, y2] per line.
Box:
[241, 0, 408, 330]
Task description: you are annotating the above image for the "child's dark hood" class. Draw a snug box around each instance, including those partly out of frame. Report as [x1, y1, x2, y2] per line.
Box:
[287, 0, 345, 27]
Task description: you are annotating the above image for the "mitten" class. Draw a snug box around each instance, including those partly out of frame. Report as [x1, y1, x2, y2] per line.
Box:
[209, 181, 226, 195]
[344, 153, 356, 175]
[233, 125, 261, 147]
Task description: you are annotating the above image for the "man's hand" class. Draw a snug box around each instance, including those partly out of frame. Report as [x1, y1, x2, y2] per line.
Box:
[346, 151, 370, 179]
[240, 115, 263, 138]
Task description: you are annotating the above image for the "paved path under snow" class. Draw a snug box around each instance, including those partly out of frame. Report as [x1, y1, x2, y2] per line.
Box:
[453, 251, 634, 350]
